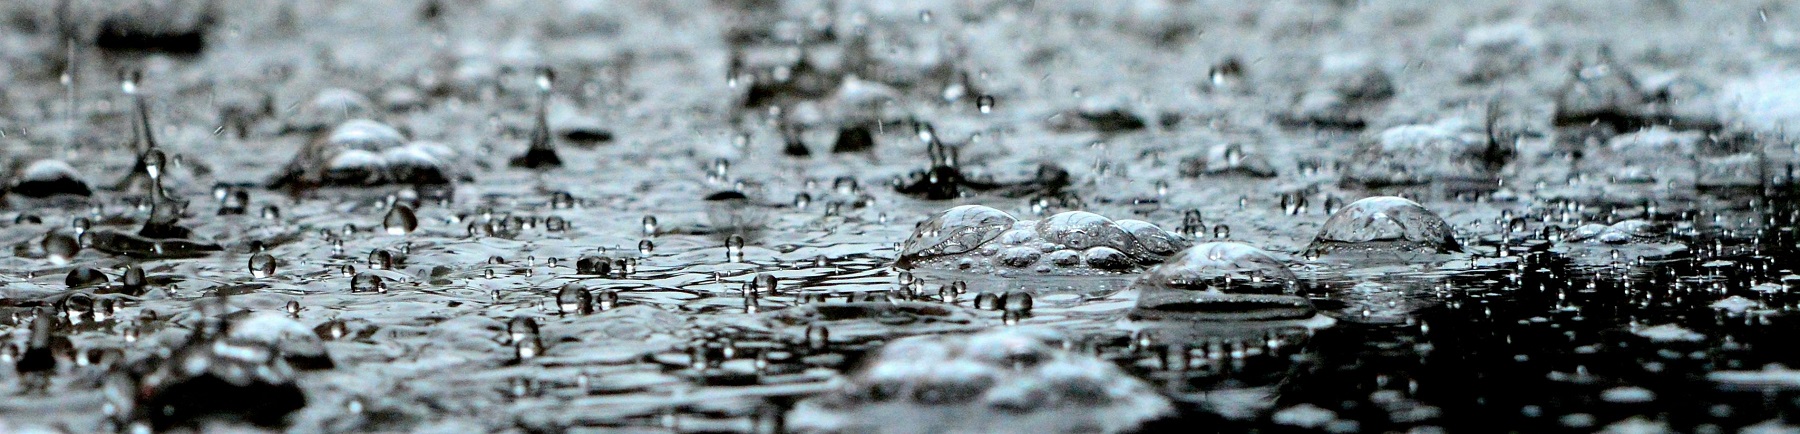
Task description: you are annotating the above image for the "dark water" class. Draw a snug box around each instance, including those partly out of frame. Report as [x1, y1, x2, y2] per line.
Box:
[4, 0, 1800, 433]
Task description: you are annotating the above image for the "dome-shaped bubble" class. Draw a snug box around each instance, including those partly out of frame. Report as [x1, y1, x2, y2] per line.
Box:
[1115, 219, 1189, 256]
[1305, 196, 1460, 256]
[1195, 143, 1276, 177]
[1566, 219, 1659, 245]
[1345, 119, 1501, 186]
[1035, 211, 1130, 251]
[898, 205, 1016, 264]
[1569, 127, 1702, 184]
[288, 88, 375, 131]
[899, 207, 1184, 277]
[1555, 48, 1647, 124]
[272, 119, 462, 189]
[326, 119, 406, 151]
[1131, 242, 1314, 321]
[321, 149, 387, 185]
[381, 144, 453, 185]
[788, 329, 1171, 434]
[9, 159, 92, 198]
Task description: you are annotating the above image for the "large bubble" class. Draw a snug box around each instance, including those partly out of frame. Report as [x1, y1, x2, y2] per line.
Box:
[788, 328, 1171, 434]
[897, 207, 1187, 276]
[1305, 196, 1460, 256]
[1130, 242, 1314, 321]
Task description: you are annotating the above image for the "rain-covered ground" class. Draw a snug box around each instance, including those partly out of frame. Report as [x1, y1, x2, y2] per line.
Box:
[5, 0, 1800, 432]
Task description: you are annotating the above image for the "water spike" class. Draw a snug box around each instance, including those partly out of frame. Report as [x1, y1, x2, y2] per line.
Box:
[510, 67, 562, 168]
[116, 70, 165, 192]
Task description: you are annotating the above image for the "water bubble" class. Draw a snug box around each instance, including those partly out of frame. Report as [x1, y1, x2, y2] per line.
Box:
[350, 272, 387, 293]
[788, 329, 1171, 433]
[832, 125, 875, 154]
[726, 234, 747, 263]
[1002, 292, 1033, 315]
[898, 205, 1016, 263]
[638, 240, 655, 256]
[805, 324, 830, 350]
[66, 267, 109, 288]
[368, 249, 397, 270]
[1131, 242, 1315, 321]
[596, 290, 619, 311]
[753, 273, 778, 295]
[557, 283, 594, 315]
[1305, 196, 1461, 256]
[42, 232, 80, 265]
[249, 252, 276, 278]
[549, 191, 577, 209]
[10, 159, 92, 198]
[507, 316, 540, 344]
[576, 256, 612, 276]
[383, 204, 419, 235]
[974, 292, 1001, 310]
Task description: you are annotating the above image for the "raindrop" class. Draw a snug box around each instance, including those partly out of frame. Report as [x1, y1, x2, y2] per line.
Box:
[576, 256, 612, 276]
[42, 232, 80, 265]
[596, 290, 619, 311]
[383, 204, 419, 235]
[66, 267, 109, 288]
[726, 234, 747, 263]
[368, 249, 396, 270]
[556, 283, 593, 315]
[350, 272, 386, 293]
[805, 325, 830, 350]
[753, 273, 778, 295]
[249, 252, 276, 278]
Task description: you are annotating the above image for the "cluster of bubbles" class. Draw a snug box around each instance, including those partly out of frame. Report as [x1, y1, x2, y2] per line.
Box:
[7, 0, 1800, 433]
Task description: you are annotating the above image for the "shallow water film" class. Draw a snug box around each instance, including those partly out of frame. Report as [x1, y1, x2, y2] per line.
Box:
[8, 0, 1800, 432]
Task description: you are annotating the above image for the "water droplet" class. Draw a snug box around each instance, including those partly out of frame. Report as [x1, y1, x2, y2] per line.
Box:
[556, 283, 593, 315]
[977, 95, 995, 114]
[576, 256, 612, 276]
[726, 234, 746, 263]
[66, 267, 109, 288]
[596, 290, 619, 311]
[805, 324, 830, 350]
[350, 272, 386, 293]
[42, 232, 79, 265]
[384, 204, 419, 235]
[249, 252, 276, 278]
